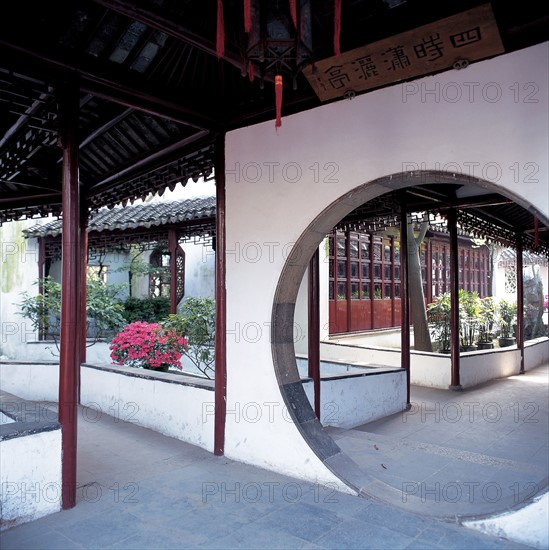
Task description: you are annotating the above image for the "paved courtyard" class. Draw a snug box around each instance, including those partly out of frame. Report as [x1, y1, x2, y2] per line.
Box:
[1, 365, 547, 549]
[332, 363, 549, 519]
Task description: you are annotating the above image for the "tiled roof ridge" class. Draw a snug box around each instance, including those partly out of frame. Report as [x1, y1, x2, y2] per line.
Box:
[23, 196, 216, 238]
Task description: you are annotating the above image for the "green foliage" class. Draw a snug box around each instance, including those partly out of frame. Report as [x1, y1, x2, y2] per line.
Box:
[498, 298, 517, 339]
[19, 276, 61, 337]
[428, 293, 519, 350]
[18, 275, 126, 350]
[161, 296, 215, 378]
[427, 292, 451, 352]
[459, 289, 481, 348]
[122, 296, 171, 324]
[478, 297, 497, 342]
[85, 276, 127, 338]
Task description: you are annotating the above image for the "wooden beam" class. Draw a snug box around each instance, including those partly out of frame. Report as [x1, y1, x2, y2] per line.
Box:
[90, 0, 248, 76]
[78, 108, 133, 149]
[88, 130, 209, 192]
[0, 42, 216, 130]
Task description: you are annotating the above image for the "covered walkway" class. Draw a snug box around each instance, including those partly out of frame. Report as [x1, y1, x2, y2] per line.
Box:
[2, 367, 547, 549]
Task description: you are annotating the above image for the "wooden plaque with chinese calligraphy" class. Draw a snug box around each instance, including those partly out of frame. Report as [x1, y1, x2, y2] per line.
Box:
[303, 4, 504, 102]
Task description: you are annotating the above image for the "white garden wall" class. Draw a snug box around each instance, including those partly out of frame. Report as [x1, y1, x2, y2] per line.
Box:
[0, 392, 62, 531]
[224, 43, 548, 488]
[297, 357, 406, 429]
[81, 364, 215, 452]
[0, 430, 62, 531]
[0, 362, 215, 452]
[0, 222, 45, 359]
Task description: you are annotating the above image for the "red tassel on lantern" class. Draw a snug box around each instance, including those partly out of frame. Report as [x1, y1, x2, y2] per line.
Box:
[334, 0, 341, 56]
[289, 0, 297, 28]
[216, 0, 225, 58]
[244, 0, 252, 33]
[275, 74, 283, 131]
[248, 60, 254, 82]
[534, 216, 539, 247]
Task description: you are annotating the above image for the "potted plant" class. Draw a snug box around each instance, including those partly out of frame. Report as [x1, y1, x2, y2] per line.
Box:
[109, 321, 188, 372]
[477, 296, 497, 350]
[497, 299, 517, 347]
[459, 290, 480, 352]
[427, 292, 452, 353]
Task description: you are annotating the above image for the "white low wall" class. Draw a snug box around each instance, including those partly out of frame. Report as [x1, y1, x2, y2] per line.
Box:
[321, 341, 401, 367]
[297, 357, 406, 428]
[15, 342, 207, 376]
[459, 348, 520, 388]
[0, 431, 62, 531]
[0, 362, 215, 452]
[0, 392, 62, 531]
[524, 337, 549, 369]
[81, 364, 214, 452]
[0, 362, 58, 402]
[319, 338, 549, 390]
[6, 341, 112, 364]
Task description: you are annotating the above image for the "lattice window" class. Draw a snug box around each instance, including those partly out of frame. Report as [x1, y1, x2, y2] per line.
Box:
[175, 249, 185, 303]
[149, 248, 171, 298]
[505, 267, 517, 293]
[149, 246, 186, 302]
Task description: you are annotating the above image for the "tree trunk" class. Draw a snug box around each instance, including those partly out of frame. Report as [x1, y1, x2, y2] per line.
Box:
[407, 216, 432, 352]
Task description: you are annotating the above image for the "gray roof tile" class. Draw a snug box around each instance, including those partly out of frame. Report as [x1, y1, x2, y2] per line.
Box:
[23, 197, 215, 238]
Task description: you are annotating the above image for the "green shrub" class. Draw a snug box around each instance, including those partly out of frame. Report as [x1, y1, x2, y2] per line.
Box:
[122, 296, 171, 324]
[161, 296, 215, 378]
[498, 299, 517, 339]
[19, 275, 126, 348]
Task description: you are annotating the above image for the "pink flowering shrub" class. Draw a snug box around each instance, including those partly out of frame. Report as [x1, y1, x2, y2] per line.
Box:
[109, 321, 188, 371]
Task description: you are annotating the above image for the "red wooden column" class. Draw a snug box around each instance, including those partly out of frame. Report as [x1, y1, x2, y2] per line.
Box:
[308, 248, 321, 419]
[516, 234, 525, 374]
[214, 132, 227, 455]
[38, 238, 46, 340]
[400, 196, 411, 406]
[58, 82, 81, 509]
[168, 229, 178, 314]
[79, 201, 88, 369]
[448, 209, 462, 390]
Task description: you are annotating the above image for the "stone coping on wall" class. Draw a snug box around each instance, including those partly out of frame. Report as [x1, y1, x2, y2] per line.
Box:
[295, 355, 402, 381]
[321, 336, 549, 357]
[82, 362, 215, 391]
[0, 390, 60, 442]
[0, 360, 59, 365]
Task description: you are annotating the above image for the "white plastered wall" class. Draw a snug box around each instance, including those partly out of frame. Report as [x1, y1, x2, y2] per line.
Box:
[0, 224, 44, 359]
[225, 43, 548, 487]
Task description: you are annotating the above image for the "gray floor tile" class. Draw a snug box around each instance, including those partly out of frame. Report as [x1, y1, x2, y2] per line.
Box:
[0, 528, 84, 550]
[3, 364, 547, 549]
[252, 502, 341, 543]
[315, 517, 415, 550]
[53, 508, 144, 549]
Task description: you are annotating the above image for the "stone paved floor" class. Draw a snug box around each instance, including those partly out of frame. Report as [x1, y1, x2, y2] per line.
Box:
[331, 363, 549, 519]
[1, 365, 547, 549]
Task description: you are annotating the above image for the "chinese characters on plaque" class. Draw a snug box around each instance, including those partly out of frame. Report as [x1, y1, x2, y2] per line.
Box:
[303, 4, 504, 102]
